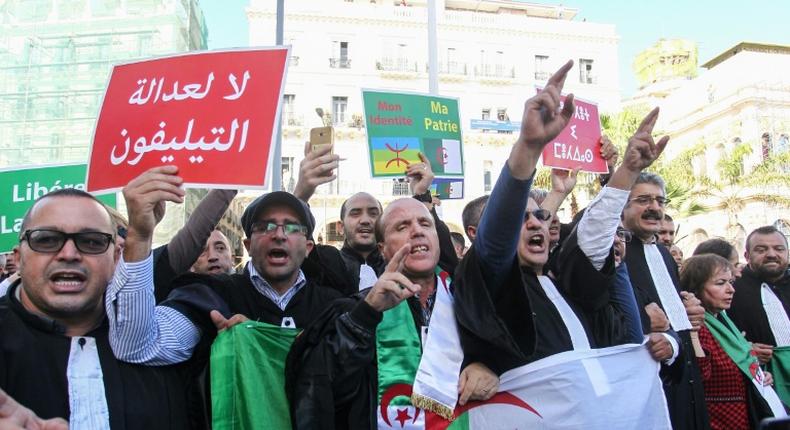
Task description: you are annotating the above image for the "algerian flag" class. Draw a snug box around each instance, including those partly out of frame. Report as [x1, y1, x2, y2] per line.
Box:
[211, 321, 297, 430]
[422, 138, 463, 175]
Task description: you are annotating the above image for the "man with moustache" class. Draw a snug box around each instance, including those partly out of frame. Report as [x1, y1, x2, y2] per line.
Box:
[622, 172, 709, 430]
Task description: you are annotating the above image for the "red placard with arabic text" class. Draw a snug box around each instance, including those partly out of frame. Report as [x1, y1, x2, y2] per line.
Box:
[86, 48, 289, 192]
[537, 90, 607, 174]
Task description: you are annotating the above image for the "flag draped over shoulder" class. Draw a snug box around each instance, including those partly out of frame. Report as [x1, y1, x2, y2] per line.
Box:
[769, 346, 790, 407]
[705, 311, 788, 417]
[211, 321, 298, 430]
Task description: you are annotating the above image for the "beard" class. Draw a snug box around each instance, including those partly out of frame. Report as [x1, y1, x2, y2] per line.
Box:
[753, 262, 787, 281]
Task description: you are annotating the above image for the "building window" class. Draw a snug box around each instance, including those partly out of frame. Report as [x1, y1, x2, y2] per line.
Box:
[481, 108, 490, 120]
[497, 108, 508, 121]
[282, 94, 297, 125]
[327, 222, 344, 242]
[392, 178, 411, 196]
[332, 96, 348, 125]
[579, 58, 594, 84]
[535, 55, 549, 80]
[281, 157, 295, 192]
[483, 161, 493, 192]
[330, 41, 350, 68]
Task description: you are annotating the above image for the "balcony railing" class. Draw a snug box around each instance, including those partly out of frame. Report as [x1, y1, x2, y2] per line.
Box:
[534, 71, 551, 80]
[376, 57, 420, 72]
[438, 61, 467, 75]
[580, 75, 598, 84]
[281, 113, 303, 127]
[329, 57, 351, 69]
[475, 64, 515, 79]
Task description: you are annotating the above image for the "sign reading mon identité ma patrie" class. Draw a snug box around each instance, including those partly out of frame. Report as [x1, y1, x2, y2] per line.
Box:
[0, 163, 117, 253]
[362, 90, 464, 178]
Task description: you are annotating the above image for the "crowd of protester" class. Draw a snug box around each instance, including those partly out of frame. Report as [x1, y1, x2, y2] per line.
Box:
[2, 60, 790, 430]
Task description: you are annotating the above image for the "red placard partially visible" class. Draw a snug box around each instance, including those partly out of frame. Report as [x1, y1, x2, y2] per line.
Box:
[86, 48, 289, 192]
[538, 91, 607, 174]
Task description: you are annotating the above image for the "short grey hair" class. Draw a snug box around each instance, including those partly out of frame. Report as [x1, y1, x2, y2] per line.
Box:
[633, 172, 666, 195]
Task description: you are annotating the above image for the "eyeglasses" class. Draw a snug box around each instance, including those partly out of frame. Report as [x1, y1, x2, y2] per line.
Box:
[524, 209, 552, 222]
[20, 229, 114, 255]
[628, 195, 671, 207]
[251, 222, 308, 236]
[117, 226, 128, 239]
[616, 228, 633, 243]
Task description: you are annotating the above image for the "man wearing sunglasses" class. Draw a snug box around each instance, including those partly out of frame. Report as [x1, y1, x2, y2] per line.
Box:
[454, 60, 667, 376]
[622, 172, 709, 429]
[0, 188, 192, 428]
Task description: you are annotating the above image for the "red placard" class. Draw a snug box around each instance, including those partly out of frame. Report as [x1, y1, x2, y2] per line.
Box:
[538, 91, 607, 174]
[86, 48, 289, 192]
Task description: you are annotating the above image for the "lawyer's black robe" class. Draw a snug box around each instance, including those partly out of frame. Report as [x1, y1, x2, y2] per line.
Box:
[454, 229, 625, 375]
[0, 282, 193, 429]
[728, 266, 790, 346]
[624, 240, 710, 430]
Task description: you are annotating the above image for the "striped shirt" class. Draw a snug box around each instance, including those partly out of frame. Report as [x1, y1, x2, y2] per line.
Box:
[106, 254, 309, 366]
[248, 263, 307, 311]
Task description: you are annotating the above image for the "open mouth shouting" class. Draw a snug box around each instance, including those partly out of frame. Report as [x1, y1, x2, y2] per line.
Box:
[526, 233, 547, 253]
[267, 247, 290, 266]
[49, 270, 88, 293]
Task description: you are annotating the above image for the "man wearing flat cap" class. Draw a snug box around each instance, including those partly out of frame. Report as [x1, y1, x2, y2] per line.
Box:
[105, 164, 343, 365]
[101, 167, 342, 428]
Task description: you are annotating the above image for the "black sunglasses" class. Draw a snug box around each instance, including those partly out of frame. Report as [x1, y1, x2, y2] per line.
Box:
[525, 209, 552, 222]
[20, 229, 115, 255]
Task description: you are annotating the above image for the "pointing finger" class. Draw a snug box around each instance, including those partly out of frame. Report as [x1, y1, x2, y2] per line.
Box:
[546, 59, 574, 95]
[385, 244, 411, 273]
[636, 107, 660, 135]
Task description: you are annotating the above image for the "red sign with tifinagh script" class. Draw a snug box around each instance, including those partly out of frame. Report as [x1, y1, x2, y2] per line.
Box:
[86, 48, 289, 192]
[538, 92, 607, 174]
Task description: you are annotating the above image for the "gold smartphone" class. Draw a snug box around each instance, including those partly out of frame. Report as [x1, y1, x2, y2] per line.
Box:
[310, 126, 334, 153]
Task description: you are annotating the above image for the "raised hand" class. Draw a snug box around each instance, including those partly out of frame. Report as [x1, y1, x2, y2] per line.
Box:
[122, 165, 185, 261]
[620, 107, 669, 173]
[518, 60, 575, 151]
[406, 152, 435, 197]
[550, 167, 579, 196]
[293, 141, 340, 202]
[364, 244, 420, 312]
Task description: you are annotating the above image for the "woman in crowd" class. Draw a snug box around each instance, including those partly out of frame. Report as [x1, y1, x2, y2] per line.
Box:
[681, 254, 778, 429]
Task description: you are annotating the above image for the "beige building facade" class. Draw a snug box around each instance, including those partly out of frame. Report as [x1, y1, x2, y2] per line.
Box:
[247, 0, 620, 245]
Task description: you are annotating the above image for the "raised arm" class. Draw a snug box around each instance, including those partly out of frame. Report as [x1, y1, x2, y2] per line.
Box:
[475, 60, 576, 291]
[577, 110, 670, 269]
[106, 166, 201, 365]
[293, 142, 340, 203]
[165, 188, 237, 273]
